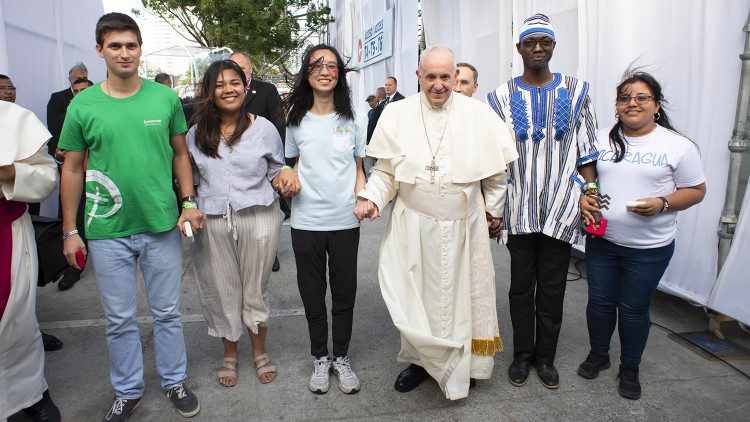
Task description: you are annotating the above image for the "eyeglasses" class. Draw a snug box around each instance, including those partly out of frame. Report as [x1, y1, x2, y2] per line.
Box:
[0, 86, 16, 92]
[308, 62, 338, 74]
[616, 94, 654, 105]
[521, 39, 555, 50]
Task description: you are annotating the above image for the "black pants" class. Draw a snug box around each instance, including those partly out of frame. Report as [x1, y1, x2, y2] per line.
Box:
[507, 233, 572, 364]
[291, 227, 359, 358]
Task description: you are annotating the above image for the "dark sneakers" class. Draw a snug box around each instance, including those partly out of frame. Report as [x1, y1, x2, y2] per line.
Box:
[534, 362, 560, 389]
[577, 351, 611, 379]
[507, 359, 532, 387]
[103, 397, 141, 422]
[617, 364, 642, 400]
[166, 382, 200, 417]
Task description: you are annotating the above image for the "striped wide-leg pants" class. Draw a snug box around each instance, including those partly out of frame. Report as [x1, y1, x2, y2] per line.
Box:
[191, 201, 283, 341]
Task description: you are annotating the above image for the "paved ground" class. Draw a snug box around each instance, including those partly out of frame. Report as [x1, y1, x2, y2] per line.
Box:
[12, 210, 750, 421]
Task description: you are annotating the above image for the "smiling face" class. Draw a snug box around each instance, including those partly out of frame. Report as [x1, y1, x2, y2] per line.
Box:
[212, 68, 246, 115]
[616, 81, 660, 136]
[416, 50, 457, 107]
[307, 48, 339, 94]
[517, 35, 555, 72]
[96, 29, 141, 79]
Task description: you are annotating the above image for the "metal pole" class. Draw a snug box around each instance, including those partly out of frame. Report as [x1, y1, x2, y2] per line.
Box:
[717, 10, 750, 273]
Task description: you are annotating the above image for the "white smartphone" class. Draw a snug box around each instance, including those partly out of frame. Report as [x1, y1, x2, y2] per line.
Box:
[184, 221, 194, 243]
[626, 200, 646, 212]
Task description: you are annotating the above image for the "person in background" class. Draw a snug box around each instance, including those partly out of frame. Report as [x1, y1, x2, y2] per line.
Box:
[47, 62, 88, 158]
[578, 71, 706, 400]
[284, 44, 366, 395]
[155, 73, 172, 88]
[0, 101, 61, 422]
[186, 59, 299, 388]
[455, 62, 478, 97]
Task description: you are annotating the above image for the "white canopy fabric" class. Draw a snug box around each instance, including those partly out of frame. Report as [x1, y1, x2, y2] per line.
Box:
[329, 0, 419, 118]
[420, 0, 749, 316]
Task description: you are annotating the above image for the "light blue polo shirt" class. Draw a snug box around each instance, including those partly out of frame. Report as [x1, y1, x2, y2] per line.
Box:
[285, 110, 366, 231]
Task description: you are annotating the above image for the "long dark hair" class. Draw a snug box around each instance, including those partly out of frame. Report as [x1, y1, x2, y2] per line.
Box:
[609, 70, 680, 162]
[192, 60, 250, 158]
[284, 44, 355, 127]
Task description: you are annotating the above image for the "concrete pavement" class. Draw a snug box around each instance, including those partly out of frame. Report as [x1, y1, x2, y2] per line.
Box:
[14, 211, 750, 421]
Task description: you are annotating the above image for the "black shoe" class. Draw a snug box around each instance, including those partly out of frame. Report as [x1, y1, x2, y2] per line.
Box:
[272, 256, 280, 272]
[103, 397, 141, 421]
[507, 359, 532, 387]
[23, 390, 61, 422]
[535, 362, 560, 389]
[469, 378, 477, 388]
[617, 364, 641, 400]
[166, 382, 200, 417]
[58, 268, 81, 291]
[394, 364, 429, 392]
[41, 331, 63, 351]
[577, 350, 611, 380]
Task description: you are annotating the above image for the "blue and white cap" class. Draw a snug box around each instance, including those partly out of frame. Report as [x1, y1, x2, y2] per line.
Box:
[519, 13, 555, 43]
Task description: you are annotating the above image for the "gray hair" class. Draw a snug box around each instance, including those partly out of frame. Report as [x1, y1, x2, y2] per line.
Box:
[418, 46, 455, 71]
[69, 62, 88, 75]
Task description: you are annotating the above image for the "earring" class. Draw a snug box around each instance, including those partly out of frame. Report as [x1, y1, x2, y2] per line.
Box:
[615, 112, 619, 120]
[654, 112, 661, 120]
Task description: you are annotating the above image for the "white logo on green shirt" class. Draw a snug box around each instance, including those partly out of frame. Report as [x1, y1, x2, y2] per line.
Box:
[85, 170, 123, 228]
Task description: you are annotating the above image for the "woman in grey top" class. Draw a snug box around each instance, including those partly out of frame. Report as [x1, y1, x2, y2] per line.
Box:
[186, 60, 299, 387]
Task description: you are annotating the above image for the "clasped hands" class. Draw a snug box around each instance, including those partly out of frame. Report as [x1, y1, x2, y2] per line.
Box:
[273, 167, 301, 197]
[486, 212, 502, 239]
[354, 197, 380, 221]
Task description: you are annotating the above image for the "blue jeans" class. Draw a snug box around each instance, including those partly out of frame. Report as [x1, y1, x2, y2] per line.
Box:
[88, 228, 187, 399]
[585, 236, 674, 365]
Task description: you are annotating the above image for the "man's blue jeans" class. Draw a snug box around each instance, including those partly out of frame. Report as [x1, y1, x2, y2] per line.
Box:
[88, 228, 187, 399]
[585, 236, 674, 365]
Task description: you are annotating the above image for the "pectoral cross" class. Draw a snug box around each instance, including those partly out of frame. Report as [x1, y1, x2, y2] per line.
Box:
[425, 159, 439, 183]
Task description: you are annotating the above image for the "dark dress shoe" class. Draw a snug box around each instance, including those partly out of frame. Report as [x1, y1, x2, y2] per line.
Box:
[272, 256, 280, 272]
[394, 364, 429, 392]
[469, 378, 477, 388]
[617, 364, 641, 400]
[58, 268, 81, 291]
[23, 390, 61, 422]
[535, 362, 560, 389]
[508, 359, 532, 387]
[577, 350, 611, 380]
[41, 331, 63, 351]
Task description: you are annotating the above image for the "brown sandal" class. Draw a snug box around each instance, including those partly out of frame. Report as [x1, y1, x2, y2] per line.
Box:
[253, 353, 277, 384]
[218, 357, 238, 387]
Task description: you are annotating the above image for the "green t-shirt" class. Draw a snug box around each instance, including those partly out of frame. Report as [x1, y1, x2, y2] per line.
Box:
[59, 79, 187, 240]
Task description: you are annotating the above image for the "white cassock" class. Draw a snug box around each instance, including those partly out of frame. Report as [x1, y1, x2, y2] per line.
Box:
[0, 102, 57, 419]
[359, 92, 518, 400]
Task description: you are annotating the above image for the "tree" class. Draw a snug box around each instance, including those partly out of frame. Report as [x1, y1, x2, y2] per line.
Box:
[140, 0, 333, 75]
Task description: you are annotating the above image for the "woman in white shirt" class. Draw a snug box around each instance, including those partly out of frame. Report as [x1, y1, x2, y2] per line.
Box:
[187, 60, 299, 387]
[578, 71, 706, 400]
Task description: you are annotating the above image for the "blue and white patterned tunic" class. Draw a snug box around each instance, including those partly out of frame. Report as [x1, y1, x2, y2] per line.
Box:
[487, 73, 598, 243]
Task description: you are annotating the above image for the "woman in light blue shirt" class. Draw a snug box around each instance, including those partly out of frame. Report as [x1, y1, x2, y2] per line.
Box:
[284, 44, 366, 395]
[187, 60, 299, 388]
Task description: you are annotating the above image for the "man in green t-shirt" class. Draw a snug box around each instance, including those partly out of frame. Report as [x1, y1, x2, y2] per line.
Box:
[58, 13, 203, 422]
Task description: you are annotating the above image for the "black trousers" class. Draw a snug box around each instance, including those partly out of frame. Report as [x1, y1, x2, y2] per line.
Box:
[291, 227, 359, 358]
[507, 233, 572, 364]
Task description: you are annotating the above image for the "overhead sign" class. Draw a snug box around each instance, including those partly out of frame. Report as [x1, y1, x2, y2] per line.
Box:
[360, 7, 394, 67]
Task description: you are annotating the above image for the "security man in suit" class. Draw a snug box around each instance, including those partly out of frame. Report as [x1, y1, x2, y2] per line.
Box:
[46, 62, 88, 157]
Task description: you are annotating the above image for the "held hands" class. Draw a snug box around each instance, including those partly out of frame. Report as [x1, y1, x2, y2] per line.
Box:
[629, 197, 664, 217]
[486, 212, 503, 239]
[63, 235, 86, 270]
[354, 197, 380, 221]
[177, 207, 204, 236]
[580, 195, 602, 227]
[54, 148, 66, 162]
[0, 165, 15, 182]
[274, 168, 301, 197]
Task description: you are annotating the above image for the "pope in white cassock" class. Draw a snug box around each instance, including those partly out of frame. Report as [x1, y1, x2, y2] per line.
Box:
[0, 101, 61, 420]
[355, 46, 518, 400]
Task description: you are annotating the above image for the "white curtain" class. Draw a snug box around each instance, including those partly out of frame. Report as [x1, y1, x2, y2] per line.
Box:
[711, 188, 750, 325]
[420, 0, 749, 306]
[330, 0, 419, 118]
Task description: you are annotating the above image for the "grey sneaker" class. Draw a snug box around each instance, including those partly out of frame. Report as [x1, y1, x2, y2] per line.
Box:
[332, 356, 361, 394]
[309, 356, 331, 394]
[103, 397, 141, 422]
[165, 382, 200, 418]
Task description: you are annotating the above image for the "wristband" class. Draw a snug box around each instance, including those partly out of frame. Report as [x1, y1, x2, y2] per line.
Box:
[584, 182, 598, 191]
[182, 201, 197, 209]
[282, 165, 296, 172]
[658, 196, 669, 213]
[62, 229, 79, 240]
